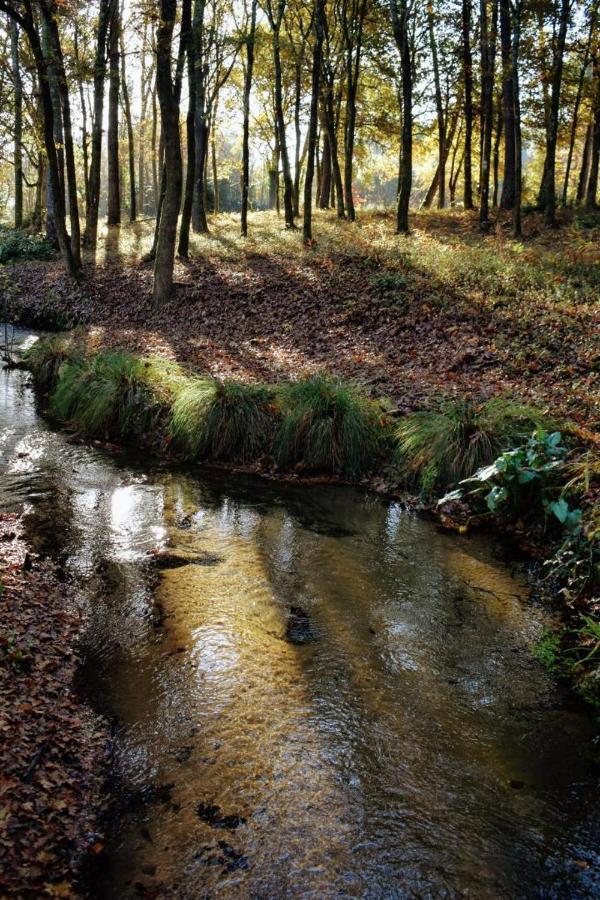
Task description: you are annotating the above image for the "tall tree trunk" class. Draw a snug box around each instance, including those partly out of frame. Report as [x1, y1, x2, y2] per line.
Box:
[303, 0, 325, 242]
[73, 22, 90, 216]
[540, 0, 570, 226]
[499, 0, 515, 208]
[151, 81, 159, 212]
[10, 19, 23, 229]
[178, 1, 197, 254]
[562, 3, 597, 204]
[107, 3, 121, 225]
[84, 0, 112, 248]
[293, 60, 302, 217]
[153, 0, 182, 306]
[318, 120, 331, 208]
[41, 1, 82, 268]
[192, 0, 209, 232]
[479, 0, 498, 230]
[241, 0, 257, 237]
[427, 1, 446, 208]
[390, 0, 412, 233]
[120, 12, 137, 222]
[577, 121, 593, 202]
[462, 0, 474, 209]
[492, 97, 502, 207]
[512, 0, 523, 237]
[422, 89, 463, 208]
[586, 51, 600, 208]
[42, 14, 64, 247]
[343, 0, 367, 222]
[322, 79, 345, 218]
[268, 3, 295, 227]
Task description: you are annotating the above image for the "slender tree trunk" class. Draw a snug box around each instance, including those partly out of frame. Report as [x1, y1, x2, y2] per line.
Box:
[577, 121, 593, 202]
[427, 2, 446, 208]
[107, 3, 121, 225]
[10, 19, 23, 229]
[462, 0, 474, 209]
[541, 0, 570, 226]
[422, 90, 463, 208]
[562, 4, 597, 204]
[303, 0, 325, 242]
[241, 0, 257, 236]
[153, 0, 182, 306]
[318, 120, 331, 208]
[322, 78, 345, 218]
[492, 97, 502, 207]
[269, 9, 295, 227]
[293, 61, 302, 217]
[479, 0, 498, 230]
[512, 0, 523, 238]
[120, 13, 137, 222]
[390, 0, 412, 232]
[192, 0, 209, 232]
[178, 3, 197, 254]
[499, 0, 515, 208]
[84, 0, 112, 248]
[586, 52, 600, 208]
[342, 0, 367, 222]
[151, 81, 159, 212]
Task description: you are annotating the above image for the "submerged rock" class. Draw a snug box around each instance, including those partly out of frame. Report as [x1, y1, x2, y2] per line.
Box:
[150, 550, 223, 569]
[286, 606, 317, 644]
[196, 802, 247, 830]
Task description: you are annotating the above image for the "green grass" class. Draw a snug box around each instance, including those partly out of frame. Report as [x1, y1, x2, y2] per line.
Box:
[274, 374, 383, 478]
[25, 334, 82, 391]
[49, 351, 169, 437]
[393, 397, 550, 496]
[170, 378, 275, 462]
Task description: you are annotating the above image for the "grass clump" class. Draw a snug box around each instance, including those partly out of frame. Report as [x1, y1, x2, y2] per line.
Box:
[393, 397, 550, 496]
[274, 374, 383, 478]
[50, 351, 168, 437]
[170, 378, 275, 462]
[25, 334, 82, 391]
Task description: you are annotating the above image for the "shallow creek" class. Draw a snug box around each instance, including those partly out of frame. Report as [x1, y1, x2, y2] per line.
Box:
[1, 330, 598, 899]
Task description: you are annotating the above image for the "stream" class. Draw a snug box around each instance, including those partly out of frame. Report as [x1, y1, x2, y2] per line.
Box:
[1, 328, 599, 899]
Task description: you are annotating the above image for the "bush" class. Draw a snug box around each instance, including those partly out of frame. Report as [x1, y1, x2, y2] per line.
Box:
[274, 374, 383, 478]
[50, 351, 168, 437]
[0, 225, 55, 264]
[170, 378, 275, 462]
[369, 271, 408, 307]
[393, 397, 549, 496]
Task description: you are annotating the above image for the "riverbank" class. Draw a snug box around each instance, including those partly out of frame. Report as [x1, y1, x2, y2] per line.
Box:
[18, 332, 599, 711]
[0, 512, 110, 898]
[3, 209, 599, 430]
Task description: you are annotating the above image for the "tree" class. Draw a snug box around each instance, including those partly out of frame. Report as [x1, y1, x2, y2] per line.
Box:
[153, 0, 182, 306]
[241, 0, 258, 236]
[10, 17, 23, 228]
[390, 0, 412, 233]
[304, 0, 326, 240]
[107, 1, 121, 225]
[539, 0, 572, 226]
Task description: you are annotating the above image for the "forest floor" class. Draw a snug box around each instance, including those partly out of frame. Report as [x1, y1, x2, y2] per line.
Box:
[0, 513, 110, 898]
[4, 208, 599, 436]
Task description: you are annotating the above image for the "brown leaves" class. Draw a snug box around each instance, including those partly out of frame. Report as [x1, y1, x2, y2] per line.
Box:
[0, 514, 110, 898]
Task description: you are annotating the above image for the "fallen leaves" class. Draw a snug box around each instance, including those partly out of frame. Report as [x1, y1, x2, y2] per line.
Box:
[0, 514, 110, 898]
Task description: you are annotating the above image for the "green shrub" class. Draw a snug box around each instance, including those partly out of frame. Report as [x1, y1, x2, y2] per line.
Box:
[0, 225, 55, 264]
[170, 378, 275, 462]
[274, 374, 382, 477]
[369, 271, 408, 307]
[439, 430, 581, 522]
[50, 351, 167, 437]
[394, 398, 549, 496]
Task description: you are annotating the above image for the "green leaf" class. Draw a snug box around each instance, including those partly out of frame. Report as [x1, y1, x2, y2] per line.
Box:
[486, 486, 508, 512]
[549, 498, 569, 523]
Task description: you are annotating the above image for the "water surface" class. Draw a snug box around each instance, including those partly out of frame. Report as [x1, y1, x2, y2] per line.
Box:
[1, 329, 598, 899]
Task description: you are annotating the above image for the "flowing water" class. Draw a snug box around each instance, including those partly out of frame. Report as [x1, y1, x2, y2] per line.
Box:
[1, 329, 599, 899]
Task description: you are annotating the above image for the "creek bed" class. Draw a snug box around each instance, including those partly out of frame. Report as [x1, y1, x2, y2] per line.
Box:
[1, 329, 599, 899]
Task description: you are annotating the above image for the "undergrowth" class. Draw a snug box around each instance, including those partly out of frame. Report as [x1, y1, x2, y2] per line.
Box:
[393, 398, 549, 496]
[0, 225, 55, 265]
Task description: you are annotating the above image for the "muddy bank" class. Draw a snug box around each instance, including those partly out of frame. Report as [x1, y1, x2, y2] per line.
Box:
[0, 513, 111, 898]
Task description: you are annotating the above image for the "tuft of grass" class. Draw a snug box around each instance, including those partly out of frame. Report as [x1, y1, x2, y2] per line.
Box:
[393, 397, 550, 496]
[170, 378, 275, 462]
[49, 351, 167, 437]
[25, 334, 82, 391]
[274, 374, 383, 478]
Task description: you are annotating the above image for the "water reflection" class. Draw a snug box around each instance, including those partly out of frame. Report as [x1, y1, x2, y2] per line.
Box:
[0, 335, 598, 899]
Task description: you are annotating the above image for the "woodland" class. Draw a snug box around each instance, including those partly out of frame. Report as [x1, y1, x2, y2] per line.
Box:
[0, 0, 599, 897]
